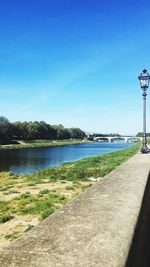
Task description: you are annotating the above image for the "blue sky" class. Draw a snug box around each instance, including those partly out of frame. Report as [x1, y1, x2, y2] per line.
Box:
[0, 0, 150, 135]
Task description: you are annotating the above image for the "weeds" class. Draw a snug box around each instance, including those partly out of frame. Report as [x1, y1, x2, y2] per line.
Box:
[0, 214, 14, 224]
[38, 189, 50, 195]
[5, 231, 20, 240]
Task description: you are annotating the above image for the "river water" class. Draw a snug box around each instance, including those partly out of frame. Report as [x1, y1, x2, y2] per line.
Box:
[0, 141, 135, 174]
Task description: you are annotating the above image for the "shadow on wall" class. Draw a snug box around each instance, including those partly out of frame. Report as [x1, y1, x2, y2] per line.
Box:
[126, 171, 150, 267]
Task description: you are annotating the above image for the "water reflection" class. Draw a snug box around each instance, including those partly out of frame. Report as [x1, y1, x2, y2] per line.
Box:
[0, 142, 134, 174]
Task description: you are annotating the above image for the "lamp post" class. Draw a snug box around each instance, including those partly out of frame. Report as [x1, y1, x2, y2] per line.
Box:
[138, 69, 150, 153]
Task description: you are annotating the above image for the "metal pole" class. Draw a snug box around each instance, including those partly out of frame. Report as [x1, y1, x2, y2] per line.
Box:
[141, 88, 148, 153]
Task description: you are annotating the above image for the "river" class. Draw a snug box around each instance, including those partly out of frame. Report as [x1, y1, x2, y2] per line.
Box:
[0, 141, 135, 174]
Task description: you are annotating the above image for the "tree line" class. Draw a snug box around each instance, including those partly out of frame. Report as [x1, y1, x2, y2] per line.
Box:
[136, 132, 150, 137]
[0, 116, 86, 141]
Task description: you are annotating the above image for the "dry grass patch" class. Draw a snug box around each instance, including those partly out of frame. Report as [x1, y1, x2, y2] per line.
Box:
[0, 175, 95, 250]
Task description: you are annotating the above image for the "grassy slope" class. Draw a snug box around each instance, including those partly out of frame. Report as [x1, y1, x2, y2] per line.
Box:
[0, 139, 87, 150]
[0, 142, 140, 243]
[24, 142, 140, 183]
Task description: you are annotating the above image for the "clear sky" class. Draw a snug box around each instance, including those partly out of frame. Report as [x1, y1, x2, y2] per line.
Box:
[0, 0, 150, 135]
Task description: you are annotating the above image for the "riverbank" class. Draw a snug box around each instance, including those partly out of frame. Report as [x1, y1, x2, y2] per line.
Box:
[0, 143, 140, 249]
[0, 139, 88, 151]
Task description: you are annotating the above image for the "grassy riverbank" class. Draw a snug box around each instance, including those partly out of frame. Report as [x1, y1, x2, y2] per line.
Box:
[0, 142, 140, 249]
[0, 139, 87, 150]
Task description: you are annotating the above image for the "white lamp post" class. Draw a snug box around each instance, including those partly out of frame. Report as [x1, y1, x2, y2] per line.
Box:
[138, 69, 150, 153]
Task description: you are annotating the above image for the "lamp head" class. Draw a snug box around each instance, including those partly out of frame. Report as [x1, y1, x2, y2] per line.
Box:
[138, 69, 150, 89]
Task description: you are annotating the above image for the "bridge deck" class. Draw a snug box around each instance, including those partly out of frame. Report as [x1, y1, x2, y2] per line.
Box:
[93, 136, 142, 142]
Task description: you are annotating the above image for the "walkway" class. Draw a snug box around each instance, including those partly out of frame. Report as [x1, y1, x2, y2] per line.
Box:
[0, 153, 150, 266]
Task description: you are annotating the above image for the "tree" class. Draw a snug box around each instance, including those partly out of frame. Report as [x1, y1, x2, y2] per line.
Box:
[12, 121, 29, 140]
[53, 124, 65, 139]
[136, 132, 143, 137]
[0, 116, 12, 140]
[69, 128, 85, 139]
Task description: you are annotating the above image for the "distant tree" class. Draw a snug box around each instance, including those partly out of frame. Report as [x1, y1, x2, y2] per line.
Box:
[27, 121, 38, 139]
[136, 132, 143, 137]
[47, 124, 57, 139]
[137, 132, 150, 137]
[53, 125, 65, 139]
[12, 121, 29, 140]
[63, 128, 70, 139]
[0, 116, 86, 141]
[69, 128, 85, 139]
[0, 116, 12, 140]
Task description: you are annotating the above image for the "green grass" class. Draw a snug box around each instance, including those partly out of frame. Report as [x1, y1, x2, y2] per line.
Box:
[1, 192, 68, 220]
[38, 189, 50, 195]
[0, 143, 140, 224]
[22, 143, 140, 185]
[0, 139, 88, 151]
[0, 184, 14, 191]
[0, 201, 9, 214]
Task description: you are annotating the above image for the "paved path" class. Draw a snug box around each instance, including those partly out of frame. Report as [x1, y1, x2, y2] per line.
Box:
[0, 153, 150, 267]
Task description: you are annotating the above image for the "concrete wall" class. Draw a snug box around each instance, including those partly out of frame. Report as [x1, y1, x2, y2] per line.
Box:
[0, 153, 150, 267]
[126, 171, 150, 267]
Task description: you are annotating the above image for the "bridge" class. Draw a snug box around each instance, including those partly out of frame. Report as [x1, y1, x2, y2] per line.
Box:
[92, 136, 142, 143]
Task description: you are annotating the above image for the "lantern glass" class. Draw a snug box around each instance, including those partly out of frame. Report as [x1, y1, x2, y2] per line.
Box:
[139, 69, 150, 89]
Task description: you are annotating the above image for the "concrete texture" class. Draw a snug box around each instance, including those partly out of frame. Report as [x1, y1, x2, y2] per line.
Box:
[0, 153, 150, 267]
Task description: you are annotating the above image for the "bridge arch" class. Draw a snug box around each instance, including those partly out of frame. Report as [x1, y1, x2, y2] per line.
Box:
[110, 137, 126, 142]
[93, 137, 109, 142]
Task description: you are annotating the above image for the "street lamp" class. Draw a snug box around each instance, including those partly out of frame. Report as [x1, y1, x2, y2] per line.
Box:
[138, 69, 150, 153]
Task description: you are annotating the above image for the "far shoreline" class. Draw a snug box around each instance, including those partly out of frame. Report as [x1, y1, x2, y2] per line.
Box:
[0, 139, 90, 151]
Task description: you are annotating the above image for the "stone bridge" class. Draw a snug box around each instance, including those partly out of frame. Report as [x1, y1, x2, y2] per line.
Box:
[93, 136, 142, 143]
